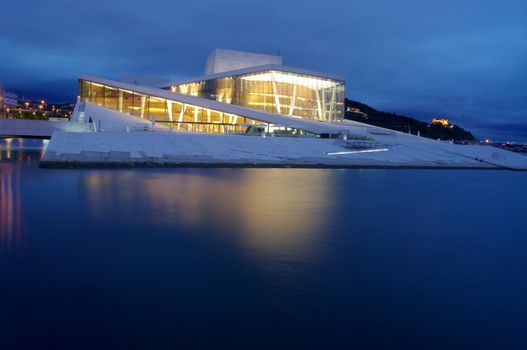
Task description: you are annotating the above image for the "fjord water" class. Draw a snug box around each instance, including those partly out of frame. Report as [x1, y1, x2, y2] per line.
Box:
[1, 139, 526, 349]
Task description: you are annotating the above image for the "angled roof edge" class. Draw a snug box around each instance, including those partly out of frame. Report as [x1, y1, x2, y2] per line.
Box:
[159, 64, 345, 88]
[79, 75, 347, 134]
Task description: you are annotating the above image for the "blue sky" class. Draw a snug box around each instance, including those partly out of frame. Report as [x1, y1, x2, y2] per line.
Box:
[1, 0, 526, 140]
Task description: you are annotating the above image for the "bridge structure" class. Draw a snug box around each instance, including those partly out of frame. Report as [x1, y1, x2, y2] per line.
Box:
[0, 119, 87, 138]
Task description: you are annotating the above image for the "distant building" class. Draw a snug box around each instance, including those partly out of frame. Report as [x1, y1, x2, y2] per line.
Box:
[346, 106, 367, 117]
[3, 91, 18, 107]
[0, 87, 17, 118]
[432, 118, 449, 127]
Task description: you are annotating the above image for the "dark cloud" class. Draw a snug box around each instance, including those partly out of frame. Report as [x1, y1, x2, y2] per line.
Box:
[1, 0, 526, 140]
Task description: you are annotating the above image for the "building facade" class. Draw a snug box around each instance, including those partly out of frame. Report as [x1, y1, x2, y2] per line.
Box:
[78, 78, 285, 134]
[167, 67, 344, 122]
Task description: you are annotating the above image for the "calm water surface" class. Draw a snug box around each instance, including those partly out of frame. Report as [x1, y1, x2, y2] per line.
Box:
[1, 138, 526, 349]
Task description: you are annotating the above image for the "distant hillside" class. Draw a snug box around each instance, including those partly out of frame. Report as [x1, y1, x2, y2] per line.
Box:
[345, 99, 476, 141]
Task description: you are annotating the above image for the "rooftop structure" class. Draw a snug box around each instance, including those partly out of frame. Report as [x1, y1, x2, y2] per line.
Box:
[205, 48, 282, 75]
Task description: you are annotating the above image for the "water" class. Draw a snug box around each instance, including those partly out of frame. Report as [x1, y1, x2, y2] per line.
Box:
[1, 138, 527, 349]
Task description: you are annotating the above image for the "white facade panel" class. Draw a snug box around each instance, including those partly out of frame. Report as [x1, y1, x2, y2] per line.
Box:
[205, 48, 282, 75]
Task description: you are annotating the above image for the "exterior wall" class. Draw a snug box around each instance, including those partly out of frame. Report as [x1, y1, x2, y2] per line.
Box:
[77, 79, 312, 136]
[170, 70, 345, 122]
[205, 49, 282, 75]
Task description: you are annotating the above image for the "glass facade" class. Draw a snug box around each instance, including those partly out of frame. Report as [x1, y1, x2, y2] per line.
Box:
[78, 79, 314, 136]
[169, 70, 345, 122]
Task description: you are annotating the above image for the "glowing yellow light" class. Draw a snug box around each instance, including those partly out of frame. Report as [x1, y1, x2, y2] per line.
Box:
[432, 118, 449, 126]
[241, 71, 338, 89]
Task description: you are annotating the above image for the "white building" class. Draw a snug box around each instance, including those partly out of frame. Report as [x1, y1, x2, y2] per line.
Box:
[74, 49, 345, 137]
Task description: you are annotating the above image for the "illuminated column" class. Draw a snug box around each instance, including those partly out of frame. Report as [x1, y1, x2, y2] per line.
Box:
[328, 86, 336, 122]
[177, 104, 185, 129]
[118, 90, 123, 112]
[288, 84, 297, 117]
[167, 101, 173, 122]
[271, 72, 281, 114]
[220, 112, 226, 133]
[140, 96, 146, 119]
[194, 106, 198, 123]
[321, 90, 327, 121]
[315, 89, 323, 120]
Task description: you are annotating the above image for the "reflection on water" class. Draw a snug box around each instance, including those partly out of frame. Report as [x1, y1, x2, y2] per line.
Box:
[2, 143, 527, 349]
[0, 138, 47, 160]
[79, 169, 336, 260]
[0, 162, 22, 249]
[0, 139, 46, 250]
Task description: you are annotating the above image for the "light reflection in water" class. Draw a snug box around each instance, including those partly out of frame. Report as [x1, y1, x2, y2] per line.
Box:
[0, 138, 47, 162]
[0, 138, 46, 250]
[80, 169, 336, 260]
[0, 163, 22, 248]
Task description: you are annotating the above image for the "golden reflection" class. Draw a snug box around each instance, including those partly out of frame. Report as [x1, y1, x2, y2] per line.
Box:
[79, 169, 335, 259]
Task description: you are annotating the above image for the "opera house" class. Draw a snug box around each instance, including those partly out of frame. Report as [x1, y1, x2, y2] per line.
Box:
[37, 48, 526, 170]
[74, 48, 346, 137]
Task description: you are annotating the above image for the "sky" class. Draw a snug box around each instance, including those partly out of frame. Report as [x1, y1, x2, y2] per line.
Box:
[1, 0, 526, 141]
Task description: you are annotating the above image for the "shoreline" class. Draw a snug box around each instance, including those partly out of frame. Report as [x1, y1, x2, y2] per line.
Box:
[38, 160, 515, 170]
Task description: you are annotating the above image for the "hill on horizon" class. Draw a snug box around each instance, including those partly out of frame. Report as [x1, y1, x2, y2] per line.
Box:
[345, 99, 476, 141]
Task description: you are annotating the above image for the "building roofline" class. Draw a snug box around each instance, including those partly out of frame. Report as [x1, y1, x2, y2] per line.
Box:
[159, 64, 345, 88]
[79, 75, 346, 134]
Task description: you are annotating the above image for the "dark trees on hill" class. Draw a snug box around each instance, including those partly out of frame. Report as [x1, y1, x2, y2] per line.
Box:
[345, 99, 476, 141]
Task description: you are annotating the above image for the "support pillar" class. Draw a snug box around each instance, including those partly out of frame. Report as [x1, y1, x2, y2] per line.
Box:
[167, 101, 173, 122]
[288, 84, 297, 117]
[118, 90, 123, 112]
[140, 96, 146, 119]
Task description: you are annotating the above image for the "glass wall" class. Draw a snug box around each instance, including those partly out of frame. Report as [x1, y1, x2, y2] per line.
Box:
[170, 70, 345, 122]
[78, 79, 315, 136]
